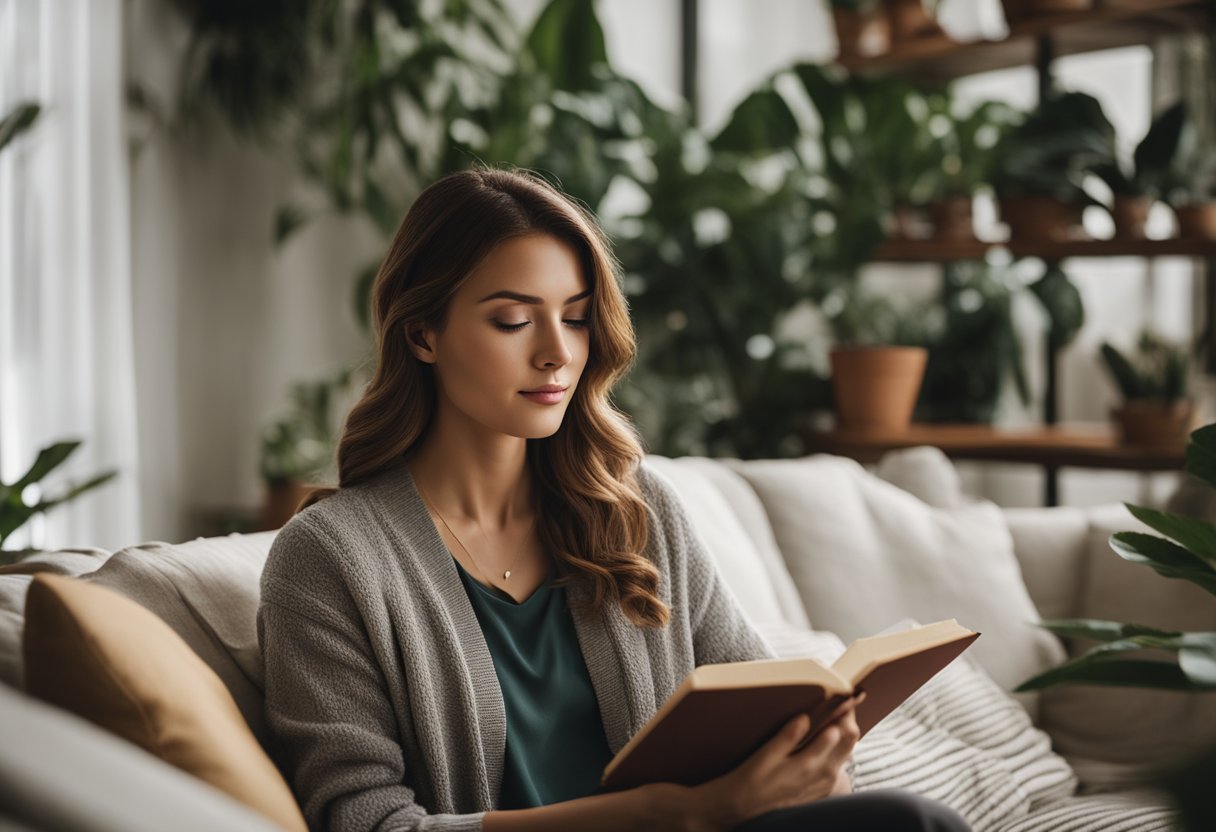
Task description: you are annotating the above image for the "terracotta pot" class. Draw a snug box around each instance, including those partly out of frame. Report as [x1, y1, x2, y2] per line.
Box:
[830, 346, 928, 433]
[1000, 195, 1087, 242]
[930, 195, 976, 242]
[882, 0, 941, 40]
[1175, 203, 1216, 240]
[1000, 0, 1091, 23]
[260, 480, 315, 531]
[1110, 194, 1152, 240]
[833, 7, 891, 60]
[1111, 400, 1196, 448]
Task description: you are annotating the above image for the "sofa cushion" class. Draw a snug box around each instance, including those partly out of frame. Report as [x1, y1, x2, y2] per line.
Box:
[852, 630, 1078, 831]
[645, 456, 809, 629]
[1001, 507, 1090, 624]
[0, 681, 283, 832]
[81, 531, 278, 743]
[1037, 504, 1216, 792]
[0, 547, 111, 690]
[728, 456, 1065, 711]
[21, 573, 306, 832]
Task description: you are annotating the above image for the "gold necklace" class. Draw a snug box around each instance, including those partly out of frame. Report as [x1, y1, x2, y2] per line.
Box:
[416, 482, 535, 584]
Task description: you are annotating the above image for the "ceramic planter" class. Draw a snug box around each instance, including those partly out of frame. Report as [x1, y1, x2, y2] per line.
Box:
[1175, 203, 1216, 240]
[830, 346, 928, 433]
[1112, 399, 1196, 448]
[882, 0, 941, 41]
[1110, 194, 1152, 240]
[930, 195, 976, 242]
[1000, 195, 1086, 242]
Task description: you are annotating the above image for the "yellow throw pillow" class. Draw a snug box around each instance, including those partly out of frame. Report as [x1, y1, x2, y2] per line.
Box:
[22, 573, 306, 832]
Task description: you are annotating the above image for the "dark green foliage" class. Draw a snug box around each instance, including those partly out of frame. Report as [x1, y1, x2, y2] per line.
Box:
[991, 91, 1111, 204]
[1099, 333, 1191, 402]
[1017, 423, 1216, 694]
[0, 102, 39, 152]
[0, 442, 117, 551]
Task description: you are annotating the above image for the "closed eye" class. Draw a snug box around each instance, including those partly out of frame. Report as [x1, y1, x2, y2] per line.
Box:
[491, 319, 589, 332]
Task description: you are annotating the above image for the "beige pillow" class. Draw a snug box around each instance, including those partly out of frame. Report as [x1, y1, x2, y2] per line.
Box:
[21, 573, 306, 832]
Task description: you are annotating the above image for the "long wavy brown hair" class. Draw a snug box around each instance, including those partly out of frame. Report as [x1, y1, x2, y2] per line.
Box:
[301, 167, 669, 629]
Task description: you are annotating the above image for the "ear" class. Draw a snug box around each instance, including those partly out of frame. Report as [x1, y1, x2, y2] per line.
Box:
[406, 324, 437, 364]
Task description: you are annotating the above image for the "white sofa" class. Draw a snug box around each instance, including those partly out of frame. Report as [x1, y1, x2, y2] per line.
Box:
[3, 449, 1214, 831]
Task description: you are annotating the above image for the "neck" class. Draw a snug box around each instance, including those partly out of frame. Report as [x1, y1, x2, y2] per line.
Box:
[406, 399, 535, 531]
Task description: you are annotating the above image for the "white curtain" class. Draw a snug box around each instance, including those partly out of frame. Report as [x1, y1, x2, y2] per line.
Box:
[0, 0, 141, 551]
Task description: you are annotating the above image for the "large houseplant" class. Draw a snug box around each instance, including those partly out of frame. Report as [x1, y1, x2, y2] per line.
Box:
[1016, 423, 1216, 829]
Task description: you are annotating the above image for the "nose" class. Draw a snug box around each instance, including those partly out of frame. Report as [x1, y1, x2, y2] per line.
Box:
[534, 318, 573, 370]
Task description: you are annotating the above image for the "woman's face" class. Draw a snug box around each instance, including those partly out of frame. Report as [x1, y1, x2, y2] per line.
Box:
[413, 233, 591, 441]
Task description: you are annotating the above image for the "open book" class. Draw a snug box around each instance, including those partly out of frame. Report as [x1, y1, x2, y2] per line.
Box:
[600, 618, 980, 792]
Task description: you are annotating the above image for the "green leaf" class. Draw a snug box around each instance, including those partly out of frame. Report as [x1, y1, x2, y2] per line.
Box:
[1186, 424, 1216, 489]
[1126, 504, 1216, 568]
[36, 471, 118, 512]
[1110, 531, 1216, 597]
[274, 204, 309, 246]
[0, 102, 40, 153]
[1134, 101, 1186, 188]
[1029, 266, 1084, 350]
[1015, 658, 1199, 692]
[1179, 632, 1216, 687]
[525, 0, 607, 92]
[8, 442, 81, 492]
[1036, 619, 1182, 643]
[710, 88, 800, 157]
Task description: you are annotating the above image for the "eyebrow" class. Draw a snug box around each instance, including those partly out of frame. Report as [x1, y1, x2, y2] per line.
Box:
[477, 288, 592, 305]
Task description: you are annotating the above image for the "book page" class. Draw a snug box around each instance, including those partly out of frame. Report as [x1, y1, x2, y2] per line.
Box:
[830, 619, 972, 683]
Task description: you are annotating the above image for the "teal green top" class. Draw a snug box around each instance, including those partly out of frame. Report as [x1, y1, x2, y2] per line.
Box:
[452, 556, 614, 809]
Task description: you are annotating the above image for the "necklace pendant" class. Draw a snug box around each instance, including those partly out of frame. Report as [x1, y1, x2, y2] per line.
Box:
[503, 570, 511, 580]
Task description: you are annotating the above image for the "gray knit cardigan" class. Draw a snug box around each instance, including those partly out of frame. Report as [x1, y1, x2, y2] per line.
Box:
[257, 460, 775, 831]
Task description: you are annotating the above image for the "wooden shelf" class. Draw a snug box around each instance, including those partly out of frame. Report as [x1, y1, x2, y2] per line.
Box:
[838, 0, 1212, 82]
[872, 236, 1216, 262]
[802, 423, 1185, 470]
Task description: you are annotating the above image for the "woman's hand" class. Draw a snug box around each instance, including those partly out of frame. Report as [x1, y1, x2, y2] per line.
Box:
[682, 692, 865, 832]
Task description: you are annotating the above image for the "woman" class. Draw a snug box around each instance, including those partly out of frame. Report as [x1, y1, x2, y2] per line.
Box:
[258, 167, 970, 832]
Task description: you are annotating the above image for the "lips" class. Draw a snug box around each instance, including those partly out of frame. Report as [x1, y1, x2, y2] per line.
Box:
[520, 384, 568, 405]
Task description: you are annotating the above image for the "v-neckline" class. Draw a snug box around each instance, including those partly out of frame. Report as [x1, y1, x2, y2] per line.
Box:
[453, 555, 555, 607]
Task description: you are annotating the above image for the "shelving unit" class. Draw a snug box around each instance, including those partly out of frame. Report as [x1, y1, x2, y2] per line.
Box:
[837, 0, 1211, 81]
[819, 0, 1215, 504]
[874, 237, 1216, 262]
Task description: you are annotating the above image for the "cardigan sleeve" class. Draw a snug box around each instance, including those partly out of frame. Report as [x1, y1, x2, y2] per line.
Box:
[258, 516, 484, 832]
[636, 462, 776, 667]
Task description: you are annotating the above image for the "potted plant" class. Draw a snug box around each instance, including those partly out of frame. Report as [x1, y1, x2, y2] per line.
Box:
[991, 91, 1109, 243]
[1162, 104, 1216, 241]
[882, 0, 944, 43]
[1100, 332, 1195, 448]
[1015, 423, 1216, 830]
[1088, 101, 1187, 240]
[825, 288, 930, 433]
[922, 96, 1022, 242]
[829, 0, 890, 61]
[258, 368, 355, 529]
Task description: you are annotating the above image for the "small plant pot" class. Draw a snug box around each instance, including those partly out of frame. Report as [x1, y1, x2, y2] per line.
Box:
[1111, 399, 1196, 448]
[830, 346, 928, 433]
[833, 7, 891, 60]
[1110, 194, 1152, 240]
[929, 195, 976, 242]
[1000, 195, 1087, 242]
[1174, 203, 1216, 240]
[882, 0, 942, 41]
[1000, 0, 1092, 23]
[260, 480, 315, 531]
